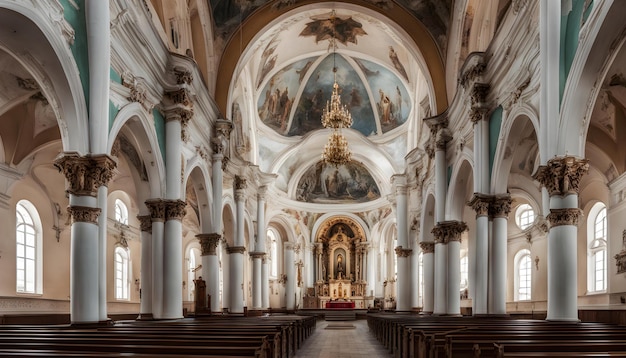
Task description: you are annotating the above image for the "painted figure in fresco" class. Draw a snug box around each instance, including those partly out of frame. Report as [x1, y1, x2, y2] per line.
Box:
[379, 89, 392, 124]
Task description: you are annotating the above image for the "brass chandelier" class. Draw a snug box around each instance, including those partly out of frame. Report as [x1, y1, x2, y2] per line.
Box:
[321, 10, 352, 167]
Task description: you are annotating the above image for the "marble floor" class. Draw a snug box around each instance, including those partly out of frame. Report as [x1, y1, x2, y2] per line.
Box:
[293, 319, 392, 358]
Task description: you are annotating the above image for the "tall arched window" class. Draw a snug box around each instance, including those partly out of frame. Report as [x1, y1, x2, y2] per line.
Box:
[114, 247, 130, 300]
[514, 249, 532, 301]
[515, 204, 535, 230]
[16, 200, 42, 294]
[588, 204, 607, 293]
[268, 229, 278, 278]
[115, 199, 129, 226]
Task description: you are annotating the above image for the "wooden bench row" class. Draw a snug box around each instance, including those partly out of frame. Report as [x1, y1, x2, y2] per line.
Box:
[0, 314, 316, 357]
[367, 313, 626, 358]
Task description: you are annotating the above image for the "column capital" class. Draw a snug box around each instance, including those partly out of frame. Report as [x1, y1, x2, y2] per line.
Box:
[470, 82, 490, 107]
[227, 246, 246, 254]
[67, 205, 101, 225]
[234, 175, 247, 191]
[249, 252, 266, 259]
[491, 194, 512, 218]
[395, 246, 412, 258]
[54, 152, 117, 197]
[391, 174, 407, 195]
[467, 193, 491, 217]
[196, 233, 221, 255]
[419, 241, 435, 253]
[533, 156, 589, 196]
[257, 185, 268, 199]
[284, 242, 295, 250]
[137, 215, 152, 233]
[164, 199, 186, 221]
[145, 199, 166, 222]
[547, 208, 582, 227]
[432, 220, 468, 244]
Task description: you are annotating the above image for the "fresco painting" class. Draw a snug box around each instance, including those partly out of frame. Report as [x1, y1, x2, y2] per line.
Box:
[354, 58, 411, 133]
[296, 161, 380, 203]
[291, 54, 376, 136]
[257, 58, 316, 135]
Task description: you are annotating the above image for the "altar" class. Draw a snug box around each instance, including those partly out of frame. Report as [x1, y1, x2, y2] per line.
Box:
[326, 300, 355, 309]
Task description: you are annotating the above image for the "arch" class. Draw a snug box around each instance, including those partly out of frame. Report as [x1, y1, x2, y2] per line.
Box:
[184, 163, 213, 233]
[421, 192, 437, 242]
[0, 5, 88, 153]
[221, 200, 236, 247]
[311, 212, 371, 245]
[215, 0, 447, 117]
[114, 246, 130, 300]
[560, 1, 626, 157]
[109, 103, 166, 198]
[513, 248, 532, 301]
[491, 106, 540, 194]
[15, 199, 43, 294]
[446, 155, 474, 220]
[586, 201, 607, 293]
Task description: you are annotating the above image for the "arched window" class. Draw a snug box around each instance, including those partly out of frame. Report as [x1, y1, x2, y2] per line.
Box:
[460, 255, 469, 293]
[16, 200, 42, 294]
[588, 204, 607, 293]
[187, 247, 200, 301]
[114, 247, 130, 300]
[268, 229, 278, 278]
[514, 249, 532, 301]
[515, 204, 535, 230]
[115, 199, 129, 225]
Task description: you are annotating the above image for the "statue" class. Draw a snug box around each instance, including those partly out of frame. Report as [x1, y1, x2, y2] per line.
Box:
[337, 254, 344, 279]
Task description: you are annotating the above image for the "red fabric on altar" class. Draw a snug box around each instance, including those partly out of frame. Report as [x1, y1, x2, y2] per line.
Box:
[325, 301, 355, 309]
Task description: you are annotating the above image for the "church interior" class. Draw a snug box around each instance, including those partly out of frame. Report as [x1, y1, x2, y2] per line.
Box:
[2, 0, 626, 356]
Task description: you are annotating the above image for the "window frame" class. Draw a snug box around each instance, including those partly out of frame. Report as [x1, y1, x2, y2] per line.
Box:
[587, 204, 607, 294]
[514, 249, 532, 301]
[15, 200, 43, 294]
[515, 204, 535, 230]
[114, 247, 130, 300]
[114, 199, 129, 226]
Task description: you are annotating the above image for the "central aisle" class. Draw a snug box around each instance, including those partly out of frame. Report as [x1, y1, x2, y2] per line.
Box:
[294, 318, 392, 358]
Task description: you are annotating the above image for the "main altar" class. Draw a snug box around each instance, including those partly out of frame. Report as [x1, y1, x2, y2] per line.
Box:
[311, 219, 372, 309]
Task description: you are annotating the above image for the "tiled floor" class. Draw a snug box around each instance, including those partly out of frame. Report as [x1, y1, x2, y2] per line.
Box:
[293, 319, 392, 358]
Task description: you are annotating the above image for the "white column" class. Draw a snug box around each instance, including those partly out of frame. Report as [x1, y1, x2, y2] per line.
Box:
[251, 187, 267, 309]
[54, 154, 115, 324]
[491, 195, 511, 315]
[468, 195, 490, 315]
[433, 236, 447, 315]
[262, 257, 269, 309]
[534, 156, 588, 322]
[392, 174, 411, 311]
[97, 185, 108, 322]
[146, 199, 165, 319]
[68, 195, 100, 323]
[197, 233, 221, 312]
[284, 242, 295, 310]
[85, 0, 110, 154]
[420, 242, 435, 314]
[138, 215, 153, 319]
[411, 240, 420, 308]
[447, 238, 461, 315]
[539, 0, 561, 162]
[212, 153, 224, 233]
[229, 176, 247, 313]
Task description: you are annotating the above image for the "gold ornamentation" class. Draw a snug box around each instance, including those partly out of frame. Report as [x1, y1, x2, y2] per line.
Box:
[419, 242, 435, 253]
[197, 233, 221, 255]
[533, 156, 589, 196]
[164, 200, 186, 221]
[67, 205, 101, 225]
[227, 246, 246, 254]
[547, 208, 582, 227]
[54, 153, 117, 197]
[145, 199, 166, 222]
[137, 215, 152, 233]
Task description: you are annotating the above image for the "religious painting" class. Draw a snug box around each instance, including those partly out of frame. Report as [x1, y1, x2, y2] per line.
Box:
[354, 58, 411, 133]
[256, 37, 279, 89]
[257, 57, 316, 135]
[231, 100, 250, 156]
[296, 160, 380, 203]
[299, 12, 367, 46]
[209, 0, 266, 36]
[291, 54, 376, 136]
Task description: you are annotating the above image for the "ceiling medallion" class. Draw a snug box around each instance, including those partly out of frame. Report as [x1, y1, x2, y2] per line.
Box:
[321, 10, 353, 167]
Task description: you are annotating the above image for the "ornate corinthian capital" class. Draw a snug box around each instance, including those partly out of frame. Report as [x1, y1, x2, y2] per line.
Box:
[165, 199, 187, 221]
[491, 194, 512, 218]
[67, 205, 101, 225]
[468, 193, 491, 217]
[197, 233, 221, 255]
[54, 153, 117, 197]
[547, 208, 582, 227]
[533, 156, 589, 196]
[145, 199, 166, 222]
[395, 246, 412, 258]
[137, 215, 152, 233]
[432, 220, 468, 244]
[419, 241, 435, 253]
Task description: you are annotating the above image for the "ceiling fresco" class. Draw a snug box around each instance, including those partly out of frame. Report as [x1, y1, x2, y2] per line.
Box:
[296, 160, 380, 203]
[257, 54, 411, 137]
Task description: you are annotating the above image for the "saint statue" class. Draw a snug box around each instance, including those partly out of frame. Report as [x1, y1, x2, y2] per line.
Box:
[336, 254, 344, 279]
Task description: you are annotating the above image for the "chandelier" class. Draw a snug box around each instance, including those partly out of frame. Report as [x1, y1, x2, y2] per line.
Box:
[321, 10, 352, 167]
